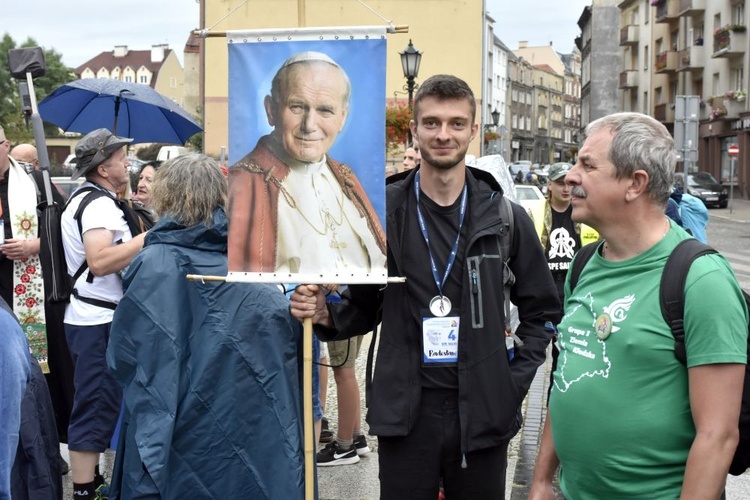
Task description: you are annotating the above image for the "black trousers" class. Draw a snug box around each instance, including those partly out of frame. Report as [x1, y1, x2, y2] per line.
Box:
[378, 388, 508, 500]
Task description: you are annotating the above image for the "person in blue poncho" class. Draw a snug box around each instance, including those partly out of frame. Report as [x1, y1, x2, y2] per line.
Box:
[106, 154, 305, 499]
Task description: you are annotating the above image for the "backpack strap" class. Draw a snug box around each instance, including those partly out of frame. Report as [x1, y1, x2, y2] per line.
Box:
[498, 195, 516, 333]
[659, 238, 717, 364]
[569, 240, 601, 293]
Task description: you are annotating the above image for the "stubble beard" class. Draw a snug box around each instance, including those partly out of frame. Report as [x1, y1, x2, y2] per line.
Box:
[420, 148, 465, 172]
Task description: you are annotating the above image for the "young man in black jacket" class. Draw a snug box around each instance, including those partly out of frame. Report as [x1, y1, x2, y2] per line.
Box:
[291, 74, 560, 499]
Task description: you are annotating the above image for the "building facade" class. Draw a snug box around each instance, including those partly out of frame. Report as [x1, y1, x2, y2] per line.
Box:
[615, 0, 749, 196]
[198, 0, 486, 158]
[577, 0, 621, 129]
[507, 54, 535, 162]
[76, 45, 186, 108]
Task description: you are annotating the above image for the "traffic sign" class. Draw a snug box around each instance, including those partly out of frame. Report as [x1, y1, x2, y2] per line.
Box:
[729, 144, 740, 157]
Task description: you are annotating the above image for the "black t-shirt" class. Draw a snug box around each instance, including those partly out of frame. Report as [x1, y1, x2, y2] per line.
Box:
[545, 204, 581, 302]
[403, 186, 468, 390]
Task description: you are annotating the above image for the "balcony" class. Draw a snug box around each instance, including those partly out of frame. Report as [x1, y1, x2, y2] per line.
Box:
[678, 0, 705, 16]
[655, 51, 678, 73]
[713, 26, 747, 58]
[654, 103, 675, 123]
[619, 70, 638, 89]
[620, 25, 639, 46]
[677, 46, 705, 72]
[655, 0, 679, 23]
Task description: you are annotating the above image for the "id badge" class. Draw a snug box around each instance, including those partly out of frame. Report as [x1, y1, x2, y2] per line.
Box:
[422, 315, 460, 365]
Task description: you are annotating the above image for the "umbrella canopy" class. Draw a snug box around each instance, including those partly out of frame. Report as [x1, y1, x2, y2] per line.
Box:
[39, 78, 202, 144]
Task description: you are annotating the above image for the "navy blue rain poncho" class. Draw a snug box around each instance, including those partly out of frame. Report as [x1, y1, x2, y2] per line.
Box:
[106, 208, 305, 499]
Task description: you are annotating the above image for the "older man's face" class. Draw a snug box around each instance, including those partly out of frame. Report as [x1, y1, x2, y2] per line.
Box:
[266, 63, 349, 163]
[0, 131, 9, 173]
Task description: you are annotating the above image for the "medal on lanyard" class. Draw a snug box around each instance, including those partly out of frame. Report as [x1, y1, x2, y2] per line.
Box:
[415, 171, 467, 318]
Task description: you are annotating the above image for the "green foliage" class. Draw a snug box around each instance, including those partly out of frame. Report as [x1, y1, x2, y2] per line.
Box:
[186, 107, 203, 152]
[385, 103, 411, 150]
[0, 33, 75, 144]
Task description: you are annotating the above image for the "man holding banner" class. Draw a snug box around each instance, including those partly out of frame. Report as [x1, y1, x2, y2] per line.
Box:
[292, 74, 559, 498]
[228, 51, 386, 276]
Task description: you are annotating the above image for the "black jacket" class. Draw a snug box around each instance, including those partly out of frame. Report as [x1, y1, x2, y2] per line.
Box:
[319, 166, 560, 454]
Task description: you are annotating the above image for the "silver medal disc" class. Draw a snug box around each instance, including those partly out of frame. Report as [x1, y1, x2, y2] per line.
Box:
[429, 296, 452, 317]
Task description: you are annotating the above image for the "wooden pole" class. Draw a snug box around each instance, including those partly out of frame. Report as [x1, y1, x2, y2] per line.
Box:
[192, 25, 409, 38]
[303, 317, 314, 500]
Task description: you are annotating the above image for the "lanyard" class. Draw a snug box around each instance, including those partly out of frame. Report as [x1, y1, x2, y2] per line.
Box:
[414, 171, 467, 299]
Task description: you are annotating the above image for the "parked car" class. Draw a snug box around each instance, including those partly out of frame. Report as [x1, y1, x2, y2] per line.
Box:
[62, 154, 78, 173]
[675, 172, 728, 208]
[51, 176, 86, 200]
[515, 184, 545, 229]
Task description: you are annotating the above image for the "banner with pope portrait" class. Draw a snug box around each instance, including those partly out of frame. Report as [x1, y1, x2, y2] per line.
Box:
[226, 26, 388, 285]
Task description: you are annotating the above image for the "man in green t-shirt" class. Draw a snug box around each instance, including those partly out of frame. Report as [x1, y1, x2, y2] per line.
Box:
[529, 112, 747, 500]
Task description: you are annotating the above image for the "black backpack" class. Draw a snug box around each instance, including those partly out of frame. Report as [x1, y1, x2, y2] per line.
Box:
[42, 186, 147, 309]
[570, 238, 750, 476]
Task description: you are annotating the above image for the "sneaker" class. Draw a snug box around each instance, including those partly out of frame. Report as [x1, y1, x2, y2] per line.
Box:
[320, 418, 333, 444]
[316, 441, 360, 466]
[353, 434, 371, 456]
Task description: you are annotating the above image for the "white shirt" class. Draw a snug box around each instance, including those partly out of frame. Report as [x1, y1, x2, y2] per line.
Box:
[275, 157, 386, 275]
[61, 182, 132, 325]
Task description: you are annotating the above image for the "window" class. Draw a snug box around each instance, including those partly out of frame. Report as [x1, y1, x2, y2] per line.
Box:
[714, 14, 721, 31]
[655, 86, 663, 104]
[644, 45, 649, 70]
[712, 73, 720, 96]
[140, 75, 148, 84]
[643, 91, 649, 114]
[733, 3, 745, 25]
[731, 66, 744, 91]
[124, 75, 132, 83]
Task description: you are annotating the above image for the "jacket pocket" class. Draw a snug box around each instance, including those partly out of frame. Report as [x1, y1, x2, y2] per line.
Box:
[467, 254, 500, 329]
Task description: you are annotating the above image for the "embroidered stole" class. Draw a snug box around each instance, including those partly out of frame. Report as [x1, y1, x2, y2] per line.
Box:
[7, 159, 48, 373]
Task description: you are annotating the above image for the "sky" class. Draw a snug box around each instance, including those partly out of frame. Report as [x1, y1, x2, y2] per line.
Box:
[4, 0, 201, 68]
[3, 0, 590, 69]
[488, 0, 592, 53]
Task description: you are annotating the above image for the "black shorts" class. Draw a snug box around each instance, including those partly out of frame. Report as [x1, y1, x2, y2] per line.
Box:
[65, 322, 122, 452]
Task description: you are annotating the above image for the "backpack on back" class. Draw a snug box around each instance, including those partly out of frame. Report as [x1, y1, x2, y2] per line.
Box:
[42, 186, 145, 308]
[678, 193, 709, 244]
[569, 239, 750, 476]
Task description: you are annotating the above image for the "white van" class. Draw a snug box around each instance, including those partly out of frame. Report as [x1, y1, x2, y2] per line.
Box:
[156, 146, 189, 162]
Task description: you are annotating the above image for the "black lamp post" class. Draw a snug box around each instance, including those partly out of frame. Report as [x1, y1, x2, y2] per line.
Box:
[400, 39, 422, 144]
[491, 108, 500, 128]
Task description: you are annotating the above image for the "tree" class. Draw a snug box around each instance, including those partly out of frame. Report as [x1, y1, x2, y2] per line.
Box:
[0, 33, 75, 143]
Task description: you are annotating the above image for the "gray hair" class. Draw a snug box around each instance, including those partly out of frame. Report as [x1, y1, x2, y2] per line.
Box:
[150, 153, 227, 227]
[270, 53, 351, 108]
[585, 112, 676, 204]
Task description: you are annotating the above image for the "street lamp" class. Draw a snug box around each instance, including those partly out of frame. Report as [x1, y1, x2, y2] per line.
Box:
[491, 108, 500, 128]
[400, 39, 422, 144]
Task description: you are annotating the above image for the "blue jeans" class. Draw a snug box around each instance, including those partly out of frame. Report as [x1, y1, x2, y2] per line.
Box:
[0, 310, 31, 499]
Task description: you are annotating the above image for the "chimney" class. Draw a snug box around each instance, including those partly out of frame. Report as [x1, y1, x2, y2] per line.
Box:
[151, 44, 168, 63]
[519, 41, 528, 49]
[113, 45, 128, 58]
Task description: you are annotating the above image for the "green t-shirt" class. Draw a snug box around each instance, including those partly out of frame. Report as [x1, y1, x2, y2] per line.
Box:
[549, 223, 747, 500]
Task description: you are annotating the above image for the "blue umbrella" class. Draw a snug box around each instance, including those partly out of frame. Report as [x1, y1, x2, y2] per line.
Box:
[39, 78, 202, 144]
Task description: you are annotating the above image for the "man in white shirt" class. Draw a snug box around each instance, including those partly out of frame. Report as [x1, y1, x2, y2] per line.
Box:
[61, 128, 146, 498]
